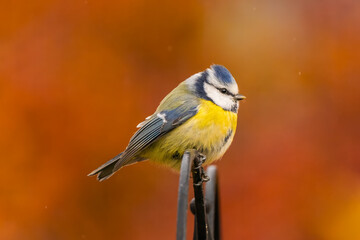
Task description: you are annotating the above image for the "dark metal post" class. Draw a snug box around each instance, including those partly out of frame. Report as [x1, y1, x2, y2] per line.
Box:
[177, 150, 221, 240]
[192, 155, 209, 240]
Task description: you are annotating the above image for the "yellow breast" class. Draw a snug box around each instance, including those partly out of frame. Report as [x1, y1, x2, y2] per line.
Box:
[142, 99, 238, 169]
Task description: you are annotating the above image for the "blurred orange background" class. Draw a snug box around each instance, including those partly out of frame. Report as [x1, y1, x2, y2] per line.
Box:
[1, 0, 360, 239]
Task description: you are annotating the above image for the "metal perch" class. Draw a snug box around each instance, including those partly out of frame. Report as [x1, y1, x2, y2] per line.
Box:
[176, 150, 221, 240]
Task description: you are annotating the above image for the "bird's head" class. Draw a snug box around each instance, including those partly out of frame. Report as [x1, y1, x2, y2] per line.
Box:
[186, 64, 246, 112]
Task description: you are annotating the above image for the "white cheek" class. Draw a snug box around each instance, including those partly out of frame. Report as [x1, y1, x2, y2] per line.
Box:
[204, 83, 234, 111]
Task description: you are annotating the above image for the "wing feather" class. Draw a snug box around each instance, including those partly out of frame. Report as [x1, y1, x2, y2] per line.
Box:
[113, 106, 198, 171]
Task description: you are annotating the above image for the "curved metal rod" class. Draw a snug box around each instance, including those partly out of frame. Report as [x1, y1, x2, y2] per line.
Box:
[176, 150, 194, 240]
[177, 150, 221, 240]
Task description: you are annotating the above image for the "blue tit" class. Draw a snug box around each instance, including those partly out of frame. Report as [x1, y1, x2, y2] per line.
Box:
[88, 64, 246, 181]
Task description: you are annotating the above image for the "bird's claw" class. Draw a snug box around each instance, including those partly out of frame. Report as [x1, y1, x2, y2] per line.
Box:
[193, 152, 210, 183]
[193, 166, 210, 185]
[201, 170, 210, 182]
[194, 153, 206, 169]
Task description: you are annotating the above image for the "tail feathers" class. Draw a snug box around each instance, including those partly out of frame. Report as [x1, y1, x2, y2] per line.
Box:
[88, 153, 123, 181]
[88, 153, 148, 181]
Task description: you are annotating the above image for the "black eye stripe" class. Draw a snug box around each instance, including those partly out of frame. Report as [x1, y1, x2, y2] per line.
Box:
[217, 87, 234, 96]
[204, 78, 235, 97]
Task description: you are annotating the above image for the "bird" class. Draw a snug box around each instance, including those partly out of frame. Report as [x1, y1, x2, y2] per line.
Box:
[88, 64, 246, 181]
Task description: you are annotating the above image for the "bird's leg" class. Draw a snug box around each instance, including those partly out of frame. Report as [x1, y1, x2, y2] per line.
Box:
[198, 153, 210, 182]
[197, 153, 206, 164]
[193, 152, 210, 184]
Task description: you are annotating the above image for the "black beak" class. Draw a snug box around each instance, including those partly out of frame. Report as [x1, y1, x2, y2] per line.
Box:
[234, 94, 246, 101]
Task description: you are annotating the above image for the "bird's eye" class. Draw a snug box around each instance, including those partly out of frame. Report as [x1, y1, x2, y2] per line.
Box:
[220, 88, 228, 94]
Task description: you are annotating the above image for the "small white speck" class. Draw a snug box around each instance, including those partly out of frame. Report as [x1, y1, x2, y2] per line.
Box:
[157, 113, 167, 123]
[298, 72, 302, 76]
[45, 205, 48, 209]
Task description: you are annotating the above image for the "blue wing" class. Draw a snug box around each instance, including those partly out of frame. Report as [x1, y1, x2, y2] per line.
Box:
[88, 105, 198, 181]
[114, 106, 198, 170]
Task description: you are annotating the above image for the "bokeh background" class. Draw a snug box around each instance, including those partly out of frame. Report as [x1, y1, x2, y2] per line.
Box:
[1, 0, 360, 239]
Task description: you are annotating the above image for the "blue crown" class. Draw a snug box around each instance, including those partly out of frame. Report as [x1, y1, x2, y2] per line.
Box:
[211, 65, 235, 85]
